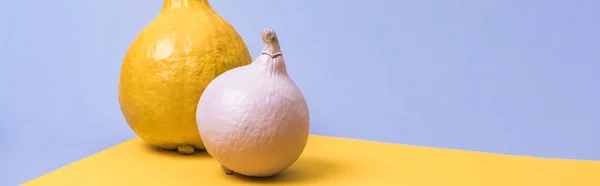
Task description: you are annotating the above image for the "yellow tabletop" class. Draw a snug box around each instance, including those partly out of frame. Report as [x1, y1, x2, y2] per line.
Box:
[23, 135, 600, 186]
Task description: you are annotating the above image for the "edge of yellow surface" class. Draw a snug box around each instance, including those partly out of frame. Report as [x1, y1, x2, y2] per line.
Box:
[23, 134, 600, 186]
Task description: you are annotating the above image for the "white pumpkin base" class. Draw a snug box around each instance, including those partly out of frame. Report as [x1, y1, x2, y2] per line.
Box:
[221, 165, 234, 175]
[221, 164, 284, 178]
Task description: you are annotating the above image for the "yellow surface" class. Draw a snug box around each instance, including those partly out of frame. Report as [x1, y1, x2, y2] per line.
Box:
[24, 135, 600, 186]
[118, 0, 252, 152]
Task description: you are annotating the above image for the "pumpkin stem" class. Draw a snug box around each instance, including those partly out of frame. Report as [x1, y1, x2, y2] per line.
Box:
[177, 144, 195, 155]
[261, 28, 282, 58]
[162, 0, 211, 11]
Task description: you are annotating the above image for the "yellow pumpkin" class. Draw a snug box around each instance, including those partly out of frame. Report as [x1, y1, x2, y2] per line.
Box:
[118, 0, 252, 154]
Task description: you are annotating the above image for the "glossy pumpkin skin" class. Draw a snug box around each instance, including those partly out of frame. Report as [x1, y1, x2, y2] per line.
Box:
[118, 0, 252, 153]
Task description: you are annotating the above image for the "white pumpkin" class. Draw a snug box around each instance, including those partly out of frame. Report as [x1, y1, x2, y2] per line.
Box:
[196, 28, 310, 177]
